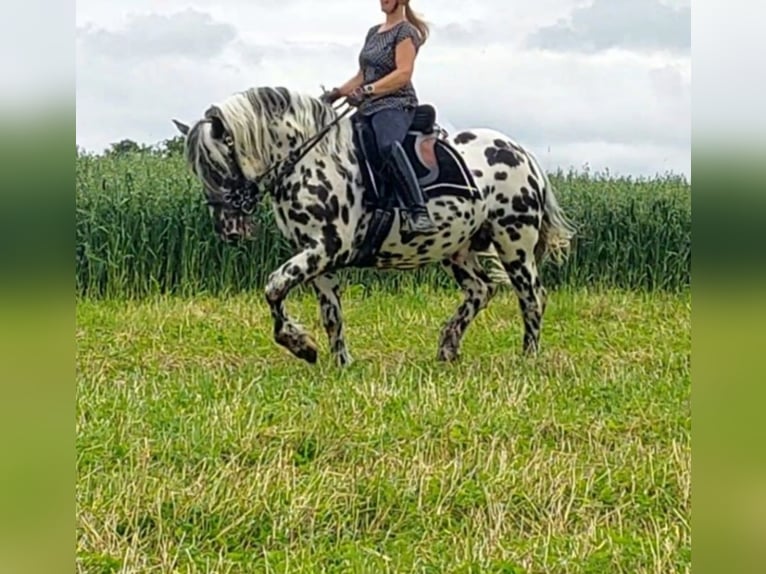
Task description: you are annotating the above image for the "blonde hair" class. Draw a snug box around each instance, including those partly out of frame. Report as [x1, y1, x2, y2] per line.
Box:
[402, 0, 429, 44]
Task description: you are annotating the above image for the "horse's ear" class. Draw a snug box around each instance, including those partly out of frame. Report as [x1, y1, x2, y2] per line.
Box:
[172, 119, 190, 136]
[204, 105, 227, 140]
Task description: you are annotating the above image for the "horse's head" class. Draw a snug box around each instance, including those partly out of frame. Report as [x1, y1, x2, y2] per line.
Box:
[172, 107, 258, 244]
[173, 86, 350, 243]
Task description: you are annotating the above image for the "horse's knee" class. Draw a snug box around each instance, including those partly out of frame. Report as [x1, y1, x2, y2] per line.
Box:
[265, 269, 290, 305]
[264, 286, 276, 305]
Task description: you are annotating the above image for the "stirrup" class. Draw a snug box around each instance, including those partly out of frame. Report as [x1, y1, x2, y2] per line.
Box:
[403, 208, 437, 233]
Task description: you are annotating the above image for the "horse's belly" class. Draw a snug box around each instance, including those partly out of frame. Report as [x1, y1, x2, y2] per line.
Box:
[374, 201, 485, 268]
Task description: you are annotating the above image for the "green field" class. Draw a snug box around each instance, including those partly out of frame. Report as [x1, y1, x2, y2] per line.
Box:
[76, 286, 691, 573]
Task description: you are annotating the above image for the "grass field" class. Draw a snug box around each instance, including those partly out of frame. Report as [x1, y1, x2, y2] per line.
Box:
[76, 285, 691, 573]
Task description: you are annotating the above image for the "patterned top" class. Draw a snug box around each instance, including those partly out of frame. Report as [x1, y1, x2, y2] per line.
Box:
[357, 21, 423, 116]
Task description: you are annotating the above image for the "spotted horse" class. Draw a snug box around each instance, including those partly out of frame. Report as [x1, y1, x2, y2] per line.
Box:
[172, 86, 577, 366]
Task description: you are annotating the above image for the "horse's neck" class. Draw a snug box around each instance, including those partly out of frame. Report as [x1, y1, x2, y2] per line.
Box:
[267, 116, 360, 202]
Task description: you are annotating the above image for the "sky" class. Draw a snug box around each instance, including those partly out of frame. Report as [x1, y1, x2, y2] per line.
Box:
[75, 0, 691, 178]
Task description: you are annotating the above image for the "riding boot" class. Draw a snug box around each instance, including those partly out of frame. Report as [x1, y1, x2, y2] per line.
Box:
[388, 141, 438, 233]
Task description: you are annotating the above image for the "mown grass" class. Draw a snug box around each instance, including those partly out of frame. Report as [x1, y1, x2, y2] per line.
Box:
[76, 150, 691, 297]
[76, 286, 691, 573]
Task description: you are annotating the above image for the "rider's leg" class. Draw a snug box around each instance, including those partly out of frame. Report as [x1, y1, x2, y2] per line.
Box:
[370, 108, 437, 233]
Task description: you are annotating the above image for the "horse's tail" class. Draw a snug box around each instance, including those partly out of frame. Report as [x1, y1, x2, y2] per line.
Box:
[531, 155, 577, 265]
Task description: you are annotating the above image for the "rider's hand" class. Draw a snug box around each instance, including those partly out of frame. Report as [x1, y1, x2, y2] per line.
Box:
[320, 87, 341, 104]
[347, 84, 373, 107]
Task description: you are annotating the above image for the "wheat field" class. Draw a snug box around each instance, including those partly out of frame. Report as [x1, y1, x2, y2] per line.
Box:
[76, 150, 691, 298]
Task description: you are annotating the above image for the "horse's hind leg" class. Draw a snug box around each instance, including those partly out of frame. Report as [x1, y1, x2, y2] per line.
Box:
[265, 248, 331, 364]
[312, 272, 351, 366]
[437, 249, 498, 362]
[491, 229, 546, 355]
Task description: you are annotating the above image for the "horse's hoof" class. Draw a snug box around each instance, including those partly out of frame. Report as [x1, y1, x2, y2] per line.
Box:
[437, 346, 459, 362]
[296, 343, 318, 364]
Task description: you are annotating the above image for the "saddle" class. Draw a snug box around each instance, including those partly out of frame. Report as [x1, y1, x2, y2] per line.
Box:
[350, 104, 480, 266]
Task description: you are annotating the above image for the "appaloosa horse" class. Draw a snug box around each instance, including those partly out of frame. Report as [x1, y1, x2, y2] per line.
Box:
[173, 86, 576, 365]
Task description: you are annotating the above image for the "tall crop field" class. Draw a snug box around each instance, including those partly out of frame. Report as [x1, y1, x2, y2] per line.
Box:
[76, 151, 691, 299]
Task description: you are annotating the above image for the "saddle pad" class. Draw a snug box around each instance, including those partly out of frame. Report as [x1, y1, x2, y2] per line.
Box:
[405, 132, 480, 200]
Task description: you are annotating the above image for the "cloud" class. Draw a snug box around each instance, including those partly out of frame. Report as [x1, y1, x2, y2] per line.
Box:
[74, 1, 691, 178]
[75, 10, 247, 150]
[76, 9, 237, 62]
[413, 46, 689, 153]
[526, 0, 690, 54]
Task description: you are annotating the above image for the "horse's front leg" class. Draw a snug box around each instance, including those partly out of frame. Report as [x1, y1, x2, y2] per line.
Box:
[264, 248, 331, 364]
[312, 272, 352, 366]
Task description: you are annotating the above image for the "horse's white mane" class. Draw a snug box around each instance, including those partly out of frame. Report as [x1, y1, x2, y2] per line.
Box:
[212, 86, 351, 178]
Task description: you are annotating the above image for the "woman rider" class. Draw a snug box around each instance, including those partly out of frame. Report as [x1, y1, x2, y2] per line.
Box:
[322, 0, 437, 233]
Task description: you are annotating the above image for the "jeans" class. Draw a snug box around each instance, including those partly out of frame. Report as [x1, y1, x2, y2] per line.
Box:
[363, 107, 415, 171]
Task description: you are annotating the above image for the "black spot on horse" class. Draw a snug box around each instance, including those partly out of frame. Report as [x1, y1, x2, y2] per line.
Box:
[493, 139, 509, 149]
[469, 223, 492, 252]
[288, 209, 310, 225]
[307, 183, 329, 202]
[454, 131, 477, 144]
[306, 253, 321, 274]
[328, 195, 340, 219]
[512, 195, 530, 213]
[450, 263, 472, 285]
[485, 146, 521, 169]
[505, 227, 521, 241]
[494, 171, 508, 181]
[288, 263, 302, 277]
[520, 186, 539, 210]
[306, 194, 339, 225]
[527, 175, 540, 194]
[322, 224, 342, 258]
[417, 238, 436, 255]
[284, 181, 301, 201]
[335, 162, 352, 182]
[472, 169, 483, 178]
[316, 168, 331, 190]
